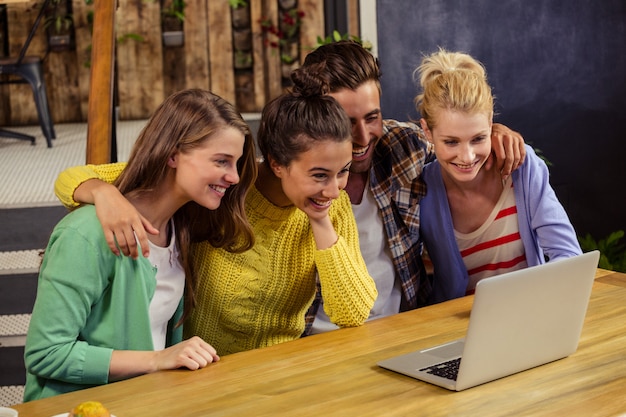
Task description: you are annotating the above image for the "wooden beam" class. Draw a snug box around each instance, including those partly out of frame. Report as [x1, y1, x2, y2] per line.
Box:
[207, 0, 235, 104]
[116, 0, 163, 120]
[300, 0, 324, 62]
[347, 0, 360, 37]
[86, 0, 116, 164]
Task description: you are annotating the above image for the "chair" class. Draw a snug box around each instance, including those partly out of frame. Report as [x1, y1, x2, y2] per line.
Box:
[0, 0, 56, 147]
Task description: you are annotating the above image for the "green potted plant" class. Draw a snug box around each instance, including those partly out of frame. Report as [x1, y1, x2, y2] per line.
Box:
[161, 0, 186, 47]
[230, 0, 249, 27]
[44, 0, 74, 52]
[315, 30, 373, 52]
[230, 0, 251, 70]
[579, 230, 626, 272]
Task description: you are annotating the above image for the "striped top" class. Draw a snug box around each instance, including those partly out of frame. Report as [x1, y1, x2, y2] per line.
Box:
[455, 177, 527, 294]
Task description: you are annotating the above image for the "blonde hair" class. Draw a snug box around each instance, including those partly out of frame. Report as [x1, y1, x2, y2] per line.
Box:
[414, 48, 493, 130]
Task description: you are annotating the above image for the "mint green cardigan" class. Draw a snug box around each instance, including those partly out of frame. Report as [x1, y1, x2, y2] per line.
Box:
[24, 205, 183, 401]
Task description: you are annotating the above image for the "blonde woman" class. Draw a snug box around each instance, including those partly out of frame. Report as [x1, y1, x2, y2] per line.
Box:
[415, 49, 581, 303]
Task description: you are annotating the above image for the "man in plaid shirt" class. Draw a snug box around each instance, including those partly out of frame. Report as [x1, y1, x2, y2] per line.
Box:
[303, 41, 526, 334]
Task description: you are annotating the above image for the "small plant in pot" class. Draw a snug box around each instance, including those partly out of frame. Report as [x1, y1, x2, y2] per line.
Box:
[44, 0, 74, 52]
[230, 0, 249, 27]
[161, 0, 186, 47]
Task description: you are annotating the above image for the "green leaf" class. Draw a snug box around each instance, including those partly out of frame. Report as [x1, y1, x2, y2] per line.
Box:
[579, 230, 626, 272]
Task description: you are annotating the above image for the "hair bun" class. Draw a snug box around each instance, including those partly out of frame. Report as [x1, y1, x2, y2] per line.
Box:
[290, 63, 330, 98]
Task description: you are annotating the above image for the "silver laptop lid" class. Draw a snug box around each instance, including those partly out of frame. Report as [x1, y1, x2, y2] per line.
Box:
[456, 250, 600, 390]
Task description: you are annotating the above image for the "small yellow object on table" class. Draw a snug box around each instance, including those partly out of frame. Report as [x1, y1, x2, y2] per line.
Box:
[68, 401, 111, 417]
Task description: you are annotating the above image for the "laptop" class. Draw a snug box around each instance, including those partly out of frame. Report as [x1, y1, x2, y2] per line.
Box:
[377, 250, 600, 391]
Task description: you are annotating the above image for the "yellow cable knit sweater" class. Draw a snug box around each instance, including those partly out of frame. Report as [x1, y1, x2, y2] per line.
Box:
[55, 163, 377, 355]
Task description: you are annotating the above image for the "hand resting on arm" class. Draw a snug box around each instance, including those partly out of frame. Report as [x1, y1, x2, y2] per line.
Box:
[490, 123, 526, 178]
[74, 179, 159, 258]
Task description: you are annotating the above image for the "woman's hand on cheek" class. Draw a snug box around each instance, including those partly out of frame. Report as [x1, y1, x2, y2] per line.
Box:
[306, 209, 339, 250]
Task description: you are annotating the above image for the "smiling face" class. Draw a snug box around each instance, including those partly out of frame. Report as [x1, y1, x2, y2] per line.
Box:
[170, 126, 244, 210]
[271, 138, 353, 220]
[329, 81, 384, 174]
[422, 109, 492, 186]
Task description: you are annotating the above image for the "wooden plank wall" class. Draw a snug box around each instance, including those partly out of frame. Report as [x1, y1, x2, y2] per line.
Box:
[1, 0, 357, 125]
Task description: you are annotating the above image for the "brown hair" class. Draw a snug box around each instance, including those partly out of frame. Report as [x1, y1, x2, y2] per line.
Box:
[298, 40, 382, 95]
[115, 89, 257, 323]
[257, 71, 352, 168]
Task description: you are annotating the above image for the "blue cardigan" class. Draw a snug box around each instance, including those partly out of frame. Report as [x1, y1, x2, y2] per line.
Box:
[420, 145, 582, 304]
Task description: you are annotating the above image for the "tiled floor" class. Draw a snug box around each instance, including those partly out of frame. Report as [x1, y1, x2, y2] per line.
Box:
[0, 120, 145, 406]
[0, 113, 261, 208]
[0, 120, 146, 209]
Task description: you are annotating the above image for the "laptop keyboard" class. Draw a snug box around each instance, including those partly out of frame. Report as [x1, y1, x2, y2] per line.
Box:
[420, 358, 461, 381]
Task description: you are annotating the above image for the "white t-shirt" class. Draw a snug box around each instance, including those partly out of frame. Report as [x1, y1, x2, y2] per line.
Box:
[310, 184, 400, 334]
[147, 222, 185, 350]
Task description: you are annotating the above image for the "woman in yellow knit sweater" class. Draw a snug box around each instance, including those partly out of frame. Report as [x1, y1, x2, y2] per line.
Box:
[54, 76, 377, 355]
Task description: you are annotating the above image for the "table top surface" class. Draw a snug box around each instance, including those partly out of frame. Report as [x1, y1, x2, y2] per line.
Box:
[595, 268, 626, 288]
[12, 269, 626, 417]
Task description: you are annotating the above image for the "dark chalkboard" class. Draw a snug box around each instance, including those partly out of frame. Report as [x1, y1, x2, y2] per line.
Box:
[377, 0, 626, 240]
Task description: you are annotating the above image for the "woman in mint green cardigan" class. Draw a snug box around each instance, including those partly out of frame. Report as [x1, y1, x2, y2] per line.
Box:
[24, 89, 257, 401]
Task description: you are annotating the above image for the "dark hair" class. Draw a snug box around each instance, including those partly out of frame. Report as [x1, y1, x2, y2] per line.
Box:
[257, 71, 352, 168]
[298, 40, 382, 94]
[115, 88, 257, 324]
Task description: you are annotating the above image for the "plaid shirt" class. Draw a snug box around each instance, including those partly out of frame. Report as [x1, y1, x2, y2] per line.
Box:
[303, 120, 435, 334]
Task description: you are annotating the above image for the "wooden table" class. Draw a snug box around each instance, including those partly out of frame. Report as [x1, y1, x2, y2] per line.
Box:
[595, 268, 626, 288]
[12, 270, 626, 416]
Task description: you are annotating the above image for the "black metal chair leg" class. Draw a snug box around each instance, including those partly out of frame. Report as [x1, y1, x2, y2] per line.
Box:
[0, 128, 36, 145]
[19, 61, 55, 148]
